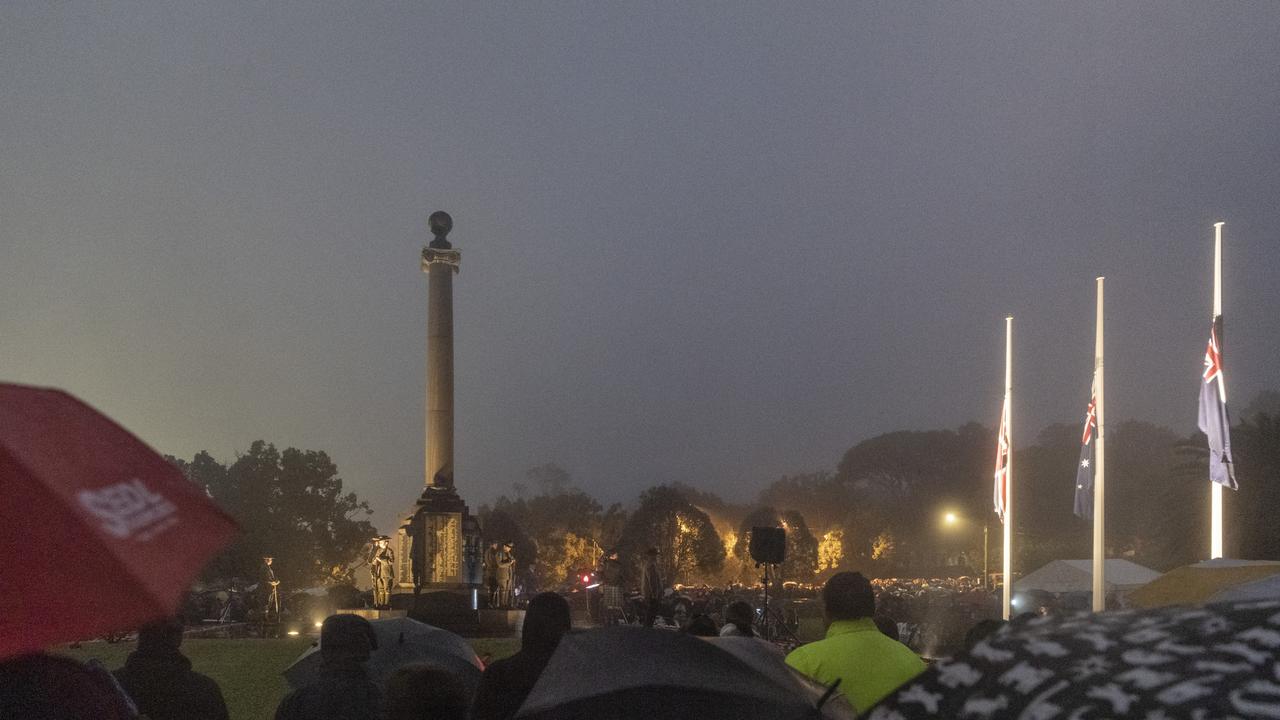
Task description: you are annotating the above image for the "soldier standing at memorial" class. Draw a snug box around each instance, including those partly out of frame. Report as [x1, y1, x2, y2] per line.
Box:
[368, 536, 395, 610]
[496, 542, 516, 608]
[484, 541, 500, 607]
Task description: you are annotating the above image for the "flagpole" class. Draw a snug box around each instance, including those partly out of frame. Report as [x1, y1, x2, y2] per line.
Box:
[1093, 277, 1106, 612]
[1211, 222, 1224, 559]
[1003, 316, 1013, 621]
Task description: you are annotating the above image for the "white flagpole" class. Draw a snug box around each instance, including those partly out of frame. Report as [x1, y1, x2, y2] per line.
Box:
[1211, 222, 1224, 559]
[1093, 278, 1106, 612]
[1003, 316, 1013, 620]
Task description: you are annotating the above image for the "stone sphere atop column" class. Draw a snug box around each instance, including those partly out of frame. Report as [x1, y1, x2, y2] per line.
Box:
[428, 211, 453, 249]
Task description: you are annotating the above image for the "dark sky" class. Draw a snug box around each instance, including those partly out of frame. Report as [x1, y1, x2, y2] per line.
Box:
[3, 3, 1278, 533]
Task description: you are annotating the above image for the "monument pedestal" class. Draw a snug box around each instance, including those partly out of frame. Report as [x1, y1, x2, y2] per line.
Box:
[341, 608, 408, 622]
[390, 485, 483, 631]
[477, 609, 525, 637]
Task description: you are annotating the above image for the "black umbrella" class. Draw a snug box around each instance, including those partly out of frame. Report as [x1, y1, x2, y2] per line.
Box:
[283, 617, 483, 694]
[866, 599, 1280, 719]
[515, 626, 854, 720]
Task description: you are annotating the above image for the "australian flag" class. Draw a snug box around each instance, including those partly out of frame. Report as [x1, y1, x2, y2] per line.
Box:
[1075, 390, 1097, 520]
[1198, 316, 1237, 489]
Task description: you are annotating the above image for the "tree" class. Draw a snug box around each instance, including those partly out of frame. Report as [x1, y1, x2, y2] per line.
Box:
[832, 425, 992, 575]
[616, 486, 724, 585]
[525, 463, 572, 496]
[534, 532, 602, 588]
[175, 441, 376, 588]
[480, 464, 616, 589]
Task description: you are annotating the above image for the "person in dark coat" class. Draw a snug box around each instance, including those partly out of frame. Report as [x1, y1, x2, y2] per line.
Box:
[639, 547, 663, 627]
[275, 614, 384, 720]
[469, 592, 571, 720]
[113, 615, 229, 720]
[384, 662, 471, 720]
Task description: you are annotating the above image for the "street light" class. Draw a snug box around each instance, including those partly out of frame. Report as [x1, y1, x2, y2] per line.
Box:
[944, 512, 958, 526]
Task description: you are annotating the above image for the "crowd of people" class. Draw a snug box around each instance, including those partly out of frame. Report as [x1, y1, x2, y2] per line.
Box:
[0, 569, 1012, 719]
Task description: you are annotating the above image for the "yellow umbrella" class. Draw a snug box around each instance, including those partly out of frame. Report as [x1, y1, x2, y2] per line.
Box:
[1128, 558, 1280, 608]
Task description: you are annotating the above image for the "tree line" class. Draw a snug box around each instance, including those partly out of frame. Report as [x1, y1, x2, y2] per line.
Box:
[171, 391, 1280, 590]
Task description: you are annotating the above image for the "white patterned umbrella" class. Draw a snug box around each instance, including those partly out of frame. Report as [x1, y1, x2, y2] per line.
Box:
[867, 599, 1280, 719]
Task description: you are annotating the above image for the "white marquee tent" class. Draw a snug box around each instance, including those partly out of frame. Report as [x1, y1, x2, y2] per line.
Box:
[1015, 559, 1161, 595]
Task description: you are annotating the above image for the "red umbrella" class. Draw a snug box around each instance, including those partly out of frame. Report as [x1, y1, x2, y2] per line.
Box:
[0, 383, 238, 658]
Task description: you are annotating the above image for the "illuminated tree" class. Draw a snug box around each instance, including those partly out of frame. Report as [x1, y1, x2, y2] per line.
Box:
[616, 486, 724, 585]
[871, 532, 896, 562]
[534, 531, 603, 587]
[818, 529, 844, 571]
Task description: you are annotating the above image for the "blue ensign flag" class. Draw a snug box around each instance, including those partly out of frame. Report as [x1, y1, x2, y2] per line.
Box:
[1198, 317, 1237, 490]
[1074, 393, 1097, 520]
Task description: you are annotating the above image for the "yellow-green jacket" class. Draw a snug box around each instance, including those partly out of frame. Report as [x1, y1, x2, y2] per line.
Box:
[784, 618, 926, 713]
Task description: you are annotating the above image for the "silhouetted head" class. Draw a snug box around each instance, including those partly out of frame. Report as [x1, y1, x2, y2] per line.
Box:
[823, 572, 876, 622]
[136, 615, 185, 655]
[682, 614, 720, 637]
[320, 614, 377, 663]
[724, 600, 756, 636]
[520, 592, 571, 653]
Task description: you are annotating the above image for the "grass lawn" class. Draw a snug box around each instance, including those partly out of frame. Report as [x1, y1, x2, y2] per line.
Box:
[59, 636, 521, 720]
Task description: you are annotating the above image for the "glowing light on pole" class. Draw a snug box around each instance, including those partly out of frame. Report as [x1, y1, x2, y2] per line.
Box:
[996, 316, 1014, 621]
[1092, 277, 1106, 612]
[1004, 317, 1013, 621]
[1211, 222, 1224, 559]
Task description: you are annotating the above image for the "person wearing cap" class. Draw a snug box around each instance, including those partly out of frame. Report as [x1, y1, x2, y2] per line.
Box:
[785, 571, 925, 713]
[484, 541, 500, 607]
[368, 535, 395, 610]
[495, 542, 516, 608]
[275, 614, 383, 720]
[113, 615, 229, 720]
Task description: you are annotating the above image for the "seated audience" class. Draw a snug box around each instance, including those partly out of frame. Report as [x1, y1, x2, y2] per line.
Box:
[681, 614, 720, 637]
[785, 572, 926, 713]
[718, 601, 756, 638]
[114, 615, 229, 720]
[384, 663, 471, 720]
[470, 592, 571, 720]
[275, 614, 383, 720]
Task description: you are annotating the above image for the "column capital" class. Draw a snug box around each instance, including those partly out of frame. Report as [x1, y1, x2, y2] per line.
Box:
[422, 247, 461, 273]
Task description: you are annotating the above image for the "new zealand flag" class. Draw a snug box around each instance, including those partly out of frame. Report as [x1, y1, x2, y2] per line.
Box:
[1074, 391, 1097, 520]
[1198, 316, 1237, 489]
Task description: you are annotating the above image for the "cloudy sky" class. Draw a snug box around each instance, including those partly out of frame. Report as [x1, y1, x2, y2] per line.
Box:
[3, 3, 1278, 533]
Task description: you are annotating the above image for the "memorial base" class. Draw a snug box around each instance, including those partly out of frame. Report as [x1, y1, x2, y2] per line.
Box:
[386, 590, 481, 635]
[477, 609, 525, 637]
[339, 608, 408, 621]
